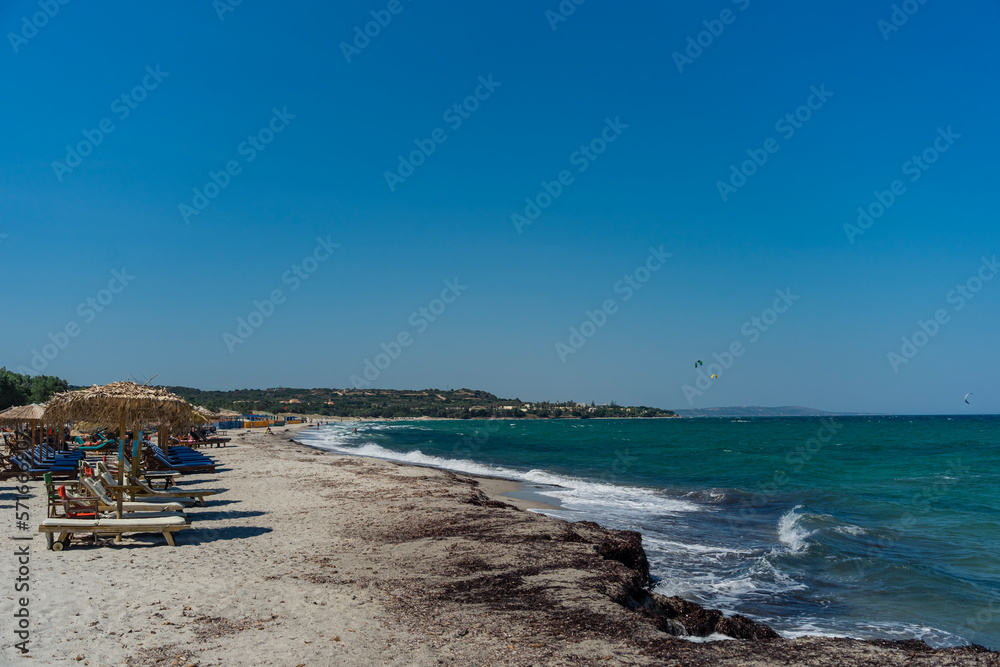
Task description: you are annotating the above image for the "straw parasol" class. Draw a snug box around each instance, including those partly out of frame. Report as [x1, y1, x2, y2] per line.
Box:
[193, 405, 220, 420]
[0, 404, 48, 465]
[45, 381, 195, 519]
[0, 403, 47, 422]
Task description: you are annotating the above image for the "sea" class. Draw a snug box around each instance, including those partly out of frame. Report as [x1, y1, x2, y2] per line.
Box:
[295, 416, 1000, 648]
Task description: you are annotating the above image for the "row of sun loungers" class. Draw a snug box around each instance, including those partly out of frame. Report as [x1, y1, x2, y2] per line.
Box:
[149, 444, 217, 474]
[37, 445, 221, 550]
[1, 442, 84, 479]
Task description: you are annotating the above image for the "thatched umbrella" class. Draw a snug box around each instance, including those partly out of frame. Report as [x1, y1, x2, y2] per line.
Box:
[0, 404, 48, 465]
[0, 403, 47, 421]
[193, 405, 220, 420]
[45, 382, 194, 519]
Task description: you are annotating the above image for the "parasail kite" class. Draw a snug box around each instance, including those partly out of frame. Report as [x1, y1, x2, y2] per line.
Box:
[964, 393, 972, 404]
[695, 360, 703, 368]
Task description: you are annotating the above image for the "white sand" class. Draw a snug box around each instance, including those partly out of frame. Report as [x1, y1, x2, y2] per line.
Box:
[2, 425, 996, 666]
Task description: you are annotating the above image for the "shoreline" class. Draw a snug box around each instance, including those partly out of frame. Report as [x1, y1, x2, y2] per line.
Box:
[290, 429, 563, 512]
[4, 424, 996, 665]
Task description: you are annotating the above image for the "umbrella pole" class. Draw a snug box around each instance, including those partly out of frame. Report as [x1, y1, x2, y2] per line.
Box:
[117, 413, 125, 521]
[131, 424, 141, 500]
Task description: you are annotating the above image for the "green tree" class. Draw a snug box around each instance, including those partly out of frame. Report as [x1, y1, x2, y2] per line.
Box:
[29, 374, 69, 404]
[0, 368, 29, 410]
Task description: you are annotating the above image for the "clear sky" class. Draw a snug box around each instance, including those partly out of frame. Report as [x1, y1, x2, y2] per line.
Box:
[2, 0, 997, 414]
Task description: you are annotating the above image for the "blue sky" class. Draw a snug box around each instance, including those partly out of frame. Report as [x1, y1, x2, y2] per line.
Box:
[2, 0, 997, 414]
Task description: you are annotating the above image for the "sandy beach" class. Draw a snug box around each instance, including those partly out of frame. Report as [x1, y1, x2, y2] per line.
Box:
[2, 424, 997, 666]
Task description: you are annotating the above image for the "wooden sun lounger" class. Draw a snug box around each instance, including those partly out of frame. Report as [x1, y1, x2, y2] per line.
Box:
[118, 459, 180, 489]
[38, 516, 190, 549]
[82, 478, 186, 513]
[154, 454, 215, 474]
[95, 472, 201, 507]
[128, 475, 217, 507]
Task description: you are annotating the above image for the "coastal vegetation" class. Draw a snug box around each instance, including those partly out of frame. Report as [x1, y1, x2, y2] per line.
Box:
[0, 369, 675, 419]
[0, 367, 69, 410]
[162, 386, 677, 420]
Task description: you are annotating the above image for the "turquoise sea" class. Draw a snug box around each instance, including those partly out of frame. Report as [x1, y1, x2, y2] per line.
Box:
[296, 416, 1000, 648]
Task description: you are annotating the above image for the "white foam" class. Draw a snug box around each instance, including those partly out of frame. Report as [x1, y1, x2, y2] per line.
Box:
[856, 622, 966, 648]
[681, 632, 736, 643]
[643, 537, 753, 556]
[297, 425, 700, 517]
[776, 506, 813, 554]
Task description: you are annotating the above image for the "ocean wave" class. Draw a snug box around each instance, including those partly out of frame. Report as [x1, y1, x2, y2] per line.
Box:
[855, 622, 966, 649]
[776, 506, 814, 555]
[297, 426, 701, 517]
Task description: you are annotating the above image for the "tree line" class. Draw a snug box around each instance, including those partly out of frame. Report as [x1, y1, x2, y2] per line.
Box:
[0, 368, 69, 411]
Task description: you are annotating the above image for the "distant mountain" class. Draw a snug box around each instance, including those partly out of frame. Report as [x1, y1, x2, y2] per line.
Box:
[674, 406, 864, 418]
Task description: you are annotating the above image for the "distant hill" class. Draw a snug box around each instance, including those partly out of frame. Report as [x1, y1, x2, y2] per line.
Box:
[163, 386, 677, 420]
[674, 406, 864, 418]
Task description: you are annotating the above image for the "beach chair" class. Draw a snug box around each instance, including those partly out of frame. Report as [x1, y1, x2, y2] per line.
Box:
[190, 430, 231, 447]
[124, 473, 217, 507]
[76, 438, 118, 452]
[6, 455, 77, 480]
[149, 446, 216, 474]
[80, 478, 186, 514]
[56, 485, 100, 519]
[95, 471, 201, 507]
[43, 472, 80, 518]
[120, 457, 180, 489]
[38, 515, 190, 550]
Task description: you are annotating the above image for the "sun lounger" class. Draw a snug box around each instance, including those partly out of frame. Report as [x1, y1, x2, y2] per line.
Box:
[189, 430, 231, 447]
[95, 471, 200, 506]
[76, 438, 118, 452]
[151, 451, 215, 474]
[81, 478, 186, 513]
[125, 474, 217, 507]
[112, 458, 180, 489]
[38, 515, 190, 549]
[5, 456, 77, 479]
